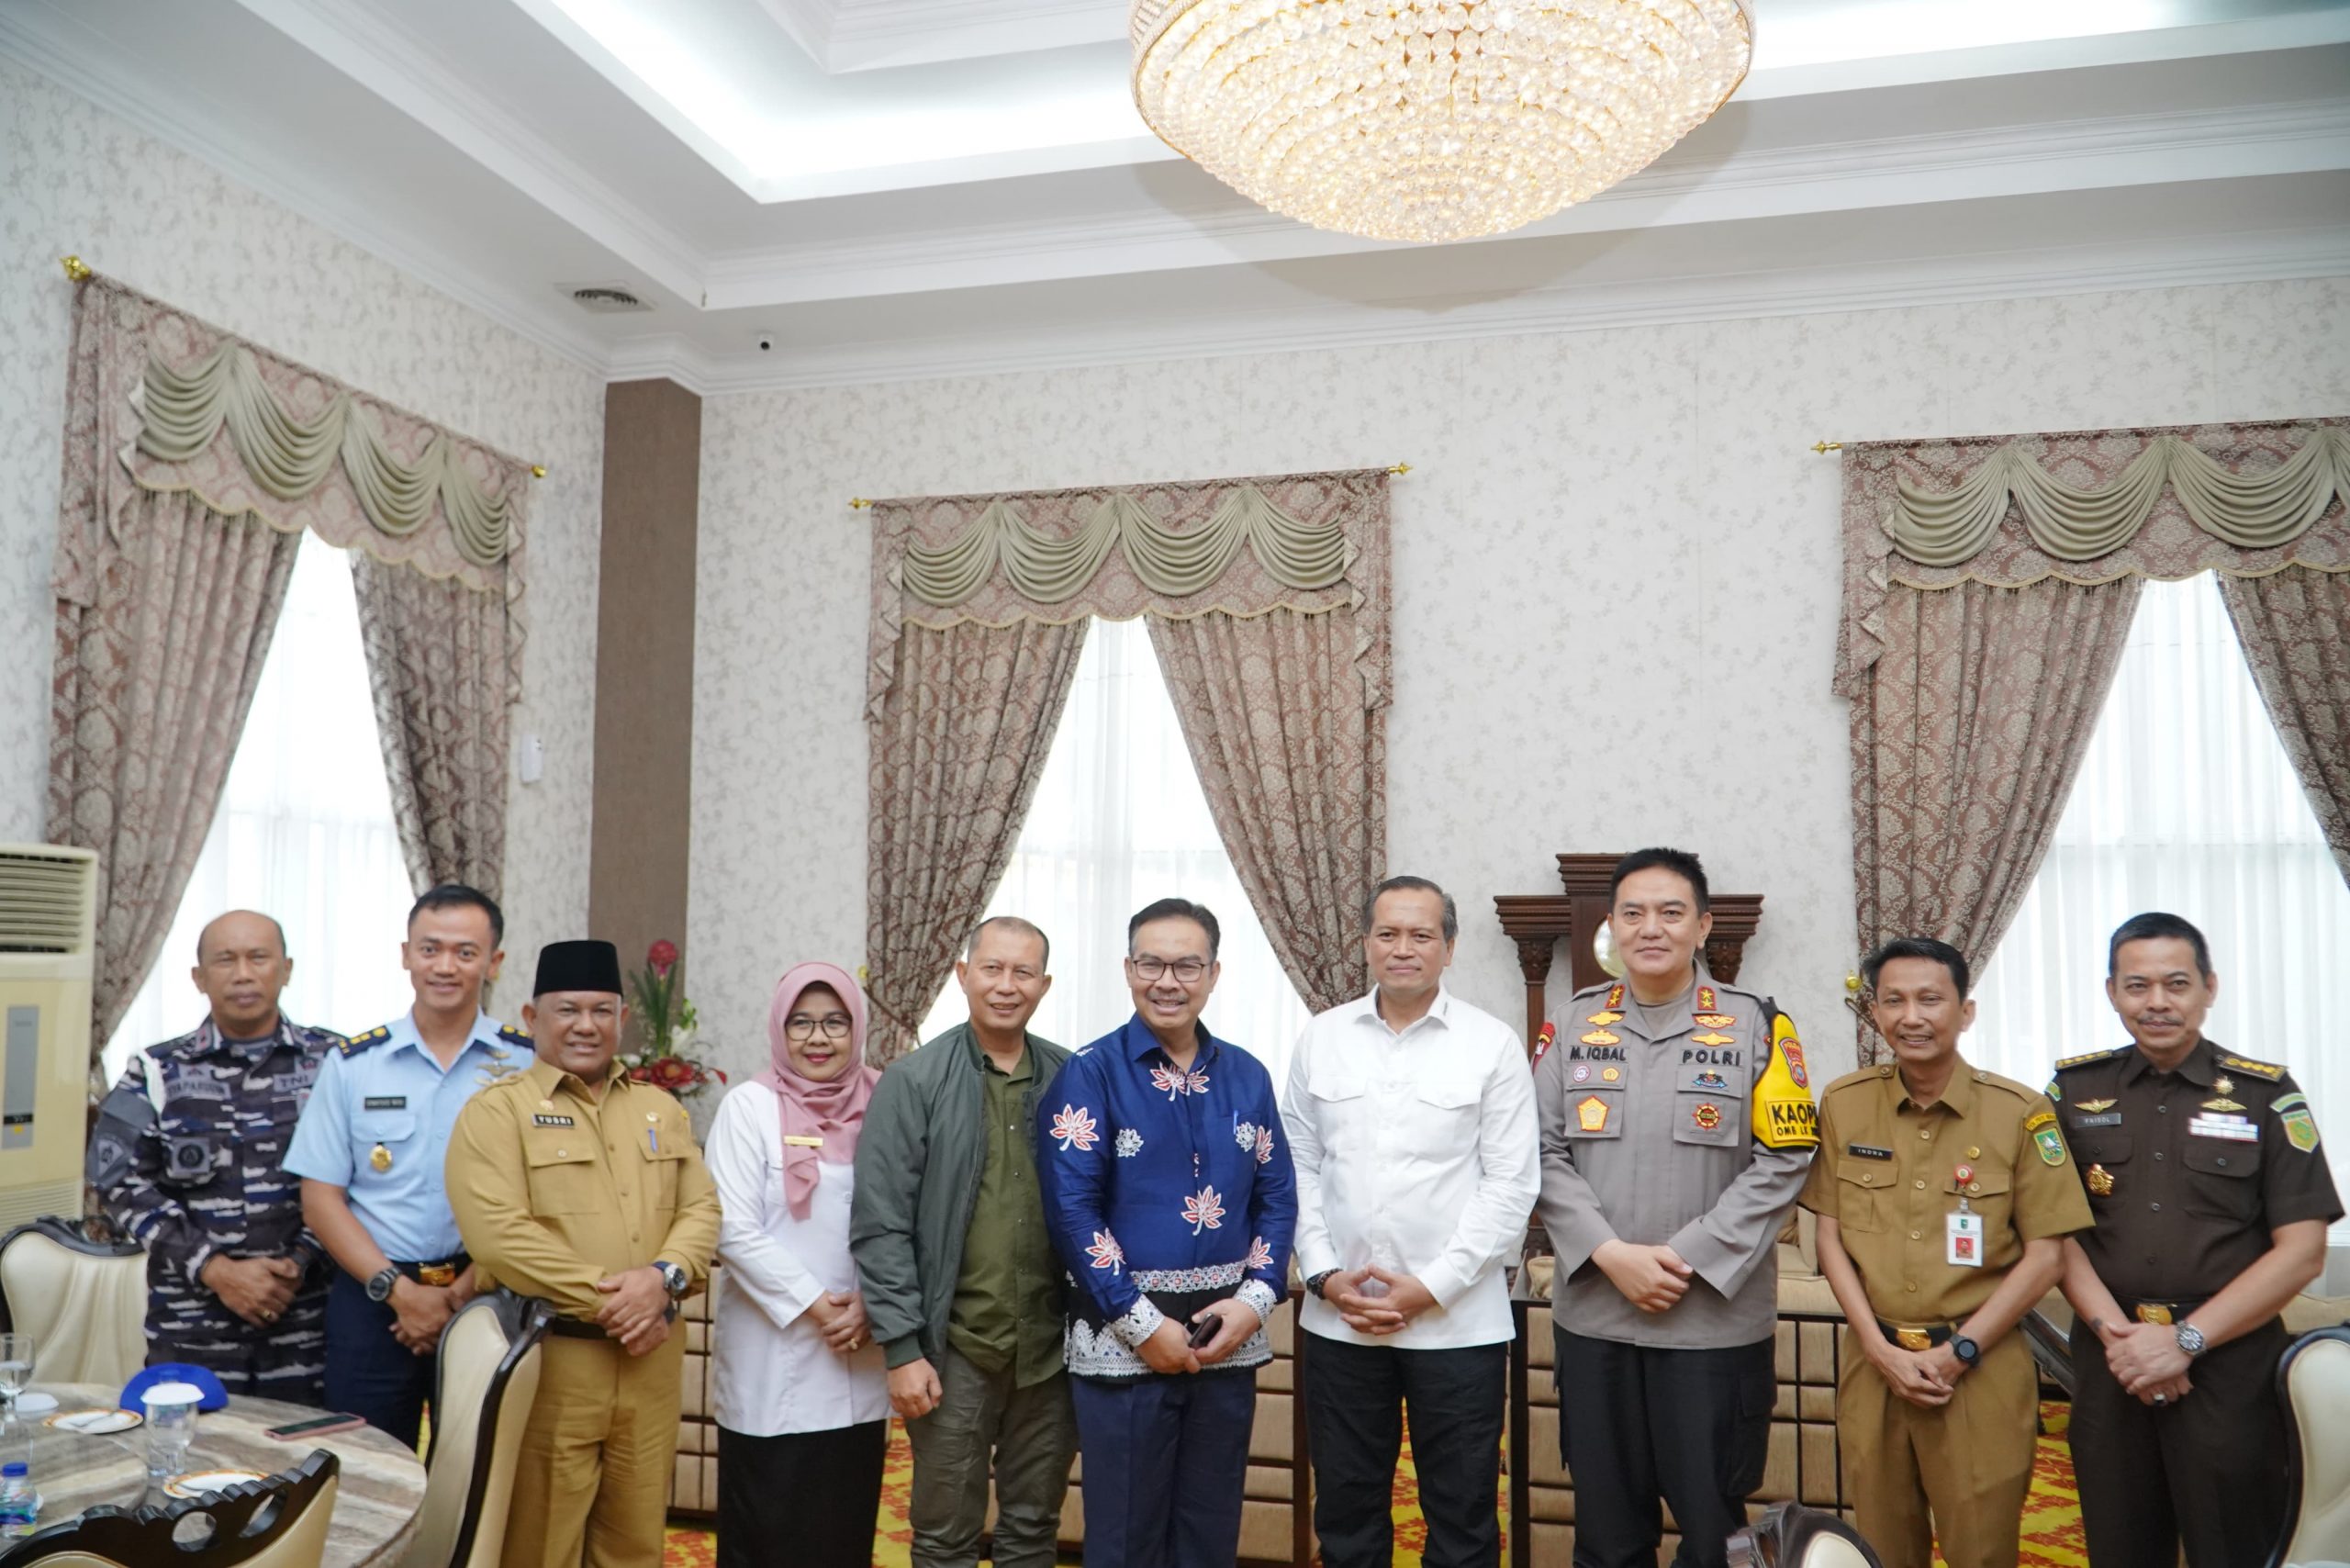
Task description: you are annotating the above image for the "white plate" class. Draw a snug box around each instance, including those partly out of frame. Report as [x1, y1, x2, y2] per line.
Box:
[48, 1407, 142, 1434]
[164, 1469, 267, 1499]
[11, 1393, 56, 1416]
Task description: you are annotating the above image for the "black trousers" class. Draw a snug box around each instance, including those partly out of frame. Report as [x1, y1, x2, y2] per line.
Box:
[323, 1271, 434, 1452]
[2068, 1316, 2291, 1568]
[717, 1420, 889, 1568]
[1552, 1327, 1774, 1568]
[1304, 1332, 1507, 1568]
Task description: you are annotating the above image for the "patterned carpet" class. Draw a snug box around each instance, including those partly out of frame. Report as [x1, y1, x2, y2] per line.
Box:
[660, 1401, 2091, 1565]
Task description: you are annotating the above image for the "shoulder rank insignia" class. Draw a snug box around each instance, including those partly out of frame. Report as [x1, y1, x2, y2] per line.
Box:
[2220, 1053, 2285, 1081]
[2274, 1092, 2322, 1153]
[1533, 1022, 1557, 1063]
[338, 1025, 392, 1057]
[2076, 1098, 2117, 1114]
[1586, 983, 1626, 1025]
[2054, 1045, 2131, 1070]
[498, 1023, 534, 1044]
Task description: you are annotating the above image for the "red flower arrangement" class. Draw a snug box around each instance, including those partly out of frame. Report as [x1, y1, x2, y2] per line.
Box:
[622, 938, 726, 1096]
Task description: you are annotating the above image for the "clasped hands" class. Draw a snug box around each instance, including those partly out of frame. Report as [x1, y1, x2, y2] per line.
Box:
[593, 1266, 677, 1356]
[1323, 1265, 1440, 1337]
[2100, 1319, 2194, 1407]
[1866, 1338, 1969, 1409]
[1594, 1238, 1694, 1315]
[201, 1254, 303, 1329]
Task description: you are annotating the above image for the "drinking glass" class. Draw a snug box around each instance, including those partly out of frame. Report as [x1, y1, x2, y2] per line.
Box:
[0, 1337, 29, 1423]
[141, 1383, 202, 1478]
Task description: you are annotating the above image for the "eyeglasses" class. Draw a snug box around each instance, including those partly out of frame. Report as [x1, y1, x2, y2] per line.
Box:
[1128, 955, 1208, 983]
[786, 1015, 854, 1041]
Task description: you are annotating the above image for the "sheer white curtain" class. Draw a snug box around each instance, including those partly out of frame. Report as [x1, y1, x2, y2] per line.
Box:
[1969, 573, 2350, 1234]
[102, 535, 416, 1081]
[920, 615, 1314, 1083]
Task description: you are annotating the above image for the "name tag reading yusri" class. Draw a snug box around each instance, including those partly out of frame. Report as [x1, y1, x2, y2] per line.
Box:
[1946, 1210, 1985, 1268]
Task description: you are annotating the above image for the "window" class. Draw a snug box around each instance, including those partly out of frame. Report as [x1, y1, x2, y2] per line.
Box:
[102, 535, 417, 1081]
[919, 615, 1314, 1082]
[1968, 573, 2350, 1236]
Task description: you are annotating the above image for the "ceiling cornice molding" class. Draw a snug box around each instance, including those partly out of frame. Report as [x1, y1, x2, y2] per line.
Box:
[0, 3, 612, 376]
[701, 95, 2350, 308]
[825, 0, 1123, 70]
[231, 0, 705, 303]
[751, 0, 840, 67]
[679, 226, 2350, 394]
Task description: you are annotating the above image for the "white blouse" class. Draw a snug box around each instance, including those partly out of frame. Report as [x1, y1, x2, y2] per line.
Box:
[706, 1080, 890, 1436]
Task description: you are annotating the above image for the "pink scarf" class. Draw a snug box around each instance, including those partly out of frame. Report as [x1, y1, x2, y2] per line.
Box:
[757, 962, 880, 1220]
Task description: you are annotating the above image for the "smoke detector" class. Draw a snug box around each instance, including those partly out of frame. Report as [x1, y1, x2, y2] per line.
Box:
[558, 283, 652, 314]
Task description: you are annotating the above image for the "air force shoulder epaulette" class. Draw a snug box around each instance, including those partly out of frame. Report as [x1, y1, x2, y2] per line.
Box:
[337, 1025, 392, 1057]
[497, 1023, 534, 1046]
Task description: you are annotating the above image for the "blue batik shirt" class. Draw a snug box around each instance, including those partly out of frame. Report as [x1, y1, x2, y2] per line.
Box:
[1035, 1014, 1297, 1378]
[283, 1009, 526, 1263]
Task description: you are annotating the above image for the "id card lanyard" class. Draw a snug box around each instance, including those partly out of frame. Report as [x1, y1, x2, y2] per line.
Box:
[1946, 1161, 1984, 1268]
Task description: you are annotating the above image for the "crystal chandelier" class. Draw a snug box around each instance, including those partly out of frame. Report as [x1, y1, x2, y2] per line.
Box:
[1132, 0, 1753, 245]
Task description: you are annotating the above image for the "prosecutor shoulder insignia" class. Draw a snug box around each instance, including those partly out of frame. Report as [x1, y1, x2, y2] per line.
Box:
[338, 1025, 392, 1057]
[2273, 1092, 2322, 1153]
[2053, 1045, 2132, 1071]
[2218, 1053, 2286, 1082]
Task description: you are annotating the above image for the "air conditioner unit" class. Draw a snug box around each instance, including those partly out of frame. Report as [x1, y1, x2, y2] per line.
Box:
[0, 845, 98, 1230]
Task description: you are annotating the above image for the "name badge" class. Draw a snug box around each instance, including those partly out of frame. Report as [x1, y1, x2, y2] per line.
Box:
[783, 1135, 827, 1148]
[2071, 1112, 2122, 1127]
[1846, 1143, 1893, 1160]
[1946, 1210, 1985, 1268]
[532, 1114, 576, 1128]
[2188, 1113, 2257, 1143]
[364, 1096, 408, 1111]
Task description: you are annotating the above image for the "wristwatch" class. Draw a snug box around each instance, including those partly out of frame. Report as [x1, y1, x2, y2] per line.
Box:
[364, 1266, 400, 1304]
[2175, 1322, 2208, 1358]
[655, 1260, 689, 1299]
[1949, 1333, 1980, 1369]
[1306, 1270, 1338, 1301]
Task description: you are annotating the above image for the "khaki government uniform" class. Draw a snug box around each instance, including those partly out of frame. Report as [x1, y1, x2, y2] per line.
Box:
[1798, 1058, 2091, 1568]
[2054, 1036, 2343, 1568]
[446, 1057, 722, 1568]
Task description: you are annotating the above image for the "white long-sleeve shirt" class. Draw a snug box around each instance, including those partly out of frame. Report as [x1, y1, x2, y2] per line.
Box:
[1281, 987, 1540, 1349]
[706, 1081, 889, 1435]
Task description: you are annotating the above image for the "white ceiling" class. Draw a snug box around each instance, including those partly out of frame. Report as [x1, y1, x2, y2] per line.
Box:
[5, 0, 2346, 389]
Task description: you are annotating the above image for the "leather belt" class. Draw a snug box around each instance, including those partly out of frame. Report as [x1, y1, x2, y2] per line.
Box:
[1875, 1318, 1955, 1352]
[2126, 1295, 2210, 1327]
[394, 1255, 468, 1288]
[545, 1316, 613, 1341]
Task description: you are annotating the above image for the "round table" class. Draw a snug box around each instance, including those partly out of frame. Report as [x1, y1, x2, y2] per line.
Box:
[12, 1383, 428, 1568]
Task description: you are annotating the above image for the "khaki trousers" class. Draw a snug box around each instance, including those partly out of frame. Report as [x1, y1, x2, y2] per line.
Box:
[1834, 1327, 2037, 1568]
[502, 1329, 686, 1568]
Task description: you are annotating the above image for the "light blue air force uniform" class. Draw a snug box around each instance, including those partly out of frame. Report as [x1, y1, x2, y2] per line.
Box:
[283, 1010, 525, 1262]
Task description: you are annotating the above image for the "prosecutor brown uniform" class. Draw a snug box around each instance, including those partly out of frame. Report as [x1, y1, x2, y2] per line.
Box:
[1799, 938, 2089, 1568]
[2055, 913, 2340, 1568]
[446, 940, 722, 1568]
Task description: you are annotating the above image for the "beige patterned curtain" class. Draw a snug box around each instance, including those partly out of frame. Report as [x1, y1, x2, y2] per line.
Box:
[1837, 418, 2350, 1061]
[2220, 569, 2350, 880]
[352, 556, 511, 898]
[867, 469, 1392, 1061]
[47, 274, 532, 1052]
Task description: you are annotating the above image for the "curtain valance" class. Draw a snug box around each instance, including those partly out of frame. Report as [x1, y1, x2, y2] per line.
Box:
[1836, 418, 2350, 700]
[136, 342, 516, 569]
[56, 274, 532, 697]
[868, 468, 1392, 722]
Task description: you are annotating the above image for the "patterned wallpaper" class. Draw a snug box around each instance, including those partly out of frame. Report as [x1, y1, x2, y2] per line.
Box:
[691, 276, 2350, 1087]
[0, 57, 604, 1002]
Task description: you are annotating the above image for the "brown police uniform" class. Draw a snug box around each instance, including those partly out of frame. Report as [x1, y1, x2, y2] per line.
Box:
[445, 1057, 722, 1568]
[2054, 1036, 2342, 1568]
[1798, 1058, 2090, 1568]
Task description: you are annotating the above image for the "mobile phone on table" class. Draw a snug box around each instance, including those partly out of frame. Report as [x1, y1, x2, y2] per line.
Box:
[265, 1412, 367, 1441]
[1187, 1314, 1221, 1350]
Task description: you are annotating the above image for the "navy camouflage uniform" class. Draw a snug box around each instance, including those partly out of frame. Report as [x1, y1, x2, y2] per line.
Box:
[88, 1017, 344, 1406]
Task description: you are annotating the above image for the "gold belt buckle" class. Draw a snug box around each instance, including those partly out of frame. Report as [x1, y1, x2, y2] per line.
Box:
[2135, 1304, 2174, 1326]
[416, 1263, 457, 1288]
[1896, 1327, 1932, 1352]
